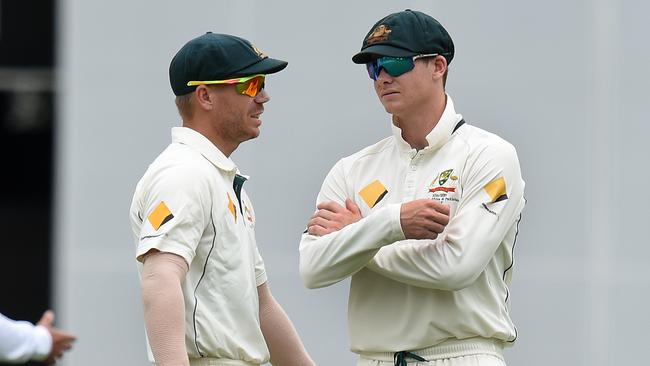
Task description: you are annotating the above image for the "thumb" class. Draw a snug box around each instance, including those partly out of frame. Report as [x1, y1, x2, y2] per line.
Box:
[345, 198, 361, 215]
[37, 310, 55, 327]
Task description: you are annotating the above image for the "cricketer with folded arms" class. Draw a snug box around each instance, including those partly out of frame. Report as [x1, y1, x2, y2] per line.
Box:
[299, 9, 525, 366]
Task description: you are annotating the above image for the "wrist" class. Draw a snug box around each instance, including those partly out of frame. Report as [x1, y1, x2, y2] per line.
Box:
[32, 325, 52, 361]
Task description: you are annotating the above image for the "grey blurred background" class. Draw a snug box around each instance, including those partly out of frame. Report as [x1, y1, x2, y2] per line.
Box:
[1, 0, 648, 365]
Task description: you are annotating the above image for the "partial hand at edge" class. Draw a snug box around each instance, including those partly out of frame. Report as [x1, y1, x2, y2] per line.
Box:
[36, 310, 76, 365]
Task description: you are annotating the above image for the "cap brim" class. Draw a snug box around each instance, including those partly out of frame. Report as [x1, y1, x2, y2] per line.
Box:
[233, 57, 288, 77]
[352, 45, 416, 64]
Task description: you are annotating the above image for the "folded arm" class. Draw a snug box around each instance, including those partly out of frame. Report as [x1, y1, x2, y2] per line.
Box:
[299, 162, 449, 289]
[366, 143, 526, 290]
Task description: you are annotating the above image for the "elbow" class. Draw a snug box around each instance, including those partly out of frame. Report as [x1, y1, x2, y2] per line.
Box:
[299, 240, 335, 289]
[437, 267, 482, 291]
[299, 260, 328, 289]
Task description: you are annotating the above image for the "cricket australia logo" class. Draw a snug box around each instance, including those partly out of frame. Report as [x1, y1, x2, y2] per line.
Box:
[366, 25, 392, 44]
[428, 169, 459, 203]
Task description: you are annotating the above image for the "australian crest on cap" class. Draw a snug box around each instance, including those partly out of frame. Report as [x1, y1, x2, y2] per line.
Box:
[366, 24, 391, 44]
[250, 42, 268, 59]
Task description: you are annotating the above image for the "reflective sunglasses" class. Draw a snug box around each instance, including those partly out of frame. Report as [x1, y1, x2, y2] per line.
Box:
[187, 74, 266, 97]
[366, 54, 438, 81]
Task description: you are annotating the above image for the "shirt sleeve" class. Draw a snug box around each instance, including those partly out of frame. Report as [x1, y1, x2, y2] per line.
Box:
[299, 161, 405, 289]
[0, 313, 52, 363]
[135, 164, 212, 266]
[366, 142, 526, 290]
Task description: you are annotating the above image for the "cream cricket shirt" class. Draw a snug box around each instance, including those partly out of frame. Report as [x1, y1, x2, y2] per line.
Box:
[130, 127, 269, 364]
[299, 96, 526, 353]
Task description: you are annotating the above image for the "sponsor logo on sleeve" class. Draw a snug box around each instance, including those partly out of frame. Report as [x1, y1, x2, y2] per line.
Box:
[148, 201, 174, 231]
[481, 177, 508, 215]
[483, 177, 508, 203]
[359, 179, 388, 209]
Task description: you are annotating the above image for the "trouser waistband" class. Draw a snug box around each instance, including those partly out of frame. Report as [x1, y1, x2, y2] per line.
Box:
[189, 358, 259, 366]
[359, 338, 504, 362]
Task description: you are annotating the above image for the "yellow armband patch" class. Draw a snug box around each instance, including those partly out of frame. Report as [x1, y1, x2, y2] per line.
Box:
[359, 179, 388, 208]
[148, 201, 174, 230]
[484, 177, 508, 203]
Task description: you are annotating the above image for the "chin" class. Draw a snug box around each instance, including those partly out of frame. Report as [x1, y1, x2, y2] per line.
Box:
[382, 102, 402, 115]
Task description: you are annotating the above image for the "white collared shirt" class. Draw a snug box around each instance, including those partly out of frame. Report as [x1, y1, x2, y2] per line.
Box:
[300, 95, 526, 353]
[130, 127, 269, 364]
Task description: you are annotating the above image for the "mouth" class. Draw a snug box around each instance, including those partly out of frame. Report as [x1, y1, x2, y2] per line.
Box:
[381, 91, 399, 98]
[250, 111, 264, 120]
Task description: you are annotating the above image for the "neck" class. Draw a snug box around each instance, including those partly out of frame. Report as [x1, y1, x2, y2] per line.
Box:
[182, 119, 237, 157]
[393, 92, 447, 150]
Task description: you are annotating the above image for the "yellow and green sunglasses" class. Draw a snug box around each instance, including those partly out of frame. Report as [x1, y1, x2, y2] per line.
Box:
[187, 74, 266, 97]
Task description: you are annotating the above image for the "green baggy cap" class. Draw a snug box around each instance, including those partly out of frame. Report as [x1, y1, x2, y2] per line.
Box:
[352, 9, 454, 65]
[170, 32, 288, 96]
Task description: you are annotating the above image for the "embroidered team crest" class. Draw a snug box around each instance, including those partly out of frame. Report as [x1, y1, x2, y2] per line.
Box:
[359, 180, 388, 208]
[250, 42, 267, 59]
[148, 201, 174, 230]
[227, 193, 237, 222]
[438, 169, 453, 186]
[366, 25, 392, 44]
[429, 169, 456, 194]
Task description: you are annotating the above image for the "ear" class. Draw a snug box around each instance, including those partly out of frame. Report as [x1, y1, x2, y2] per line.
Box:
[194, 85, 214, 111]
[431, 55, 448, 81]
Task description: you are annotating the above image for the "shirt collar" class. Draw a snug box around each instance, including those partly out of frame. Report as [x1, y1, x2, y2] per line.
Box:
[171, 127, 238, 173]
[391, 94, 463, 153]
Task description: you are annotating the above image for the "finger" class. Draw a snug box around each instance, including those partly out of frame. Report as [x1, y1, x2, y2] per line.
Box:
[314, 209, 336, 220]
[416, 220, 442, 235]
[307, 225, 329, 236]
[436, 203, 450, 215]
[426, 200, 451, 215]
[410, 228, 438, 240]
[345, 198, 361, 215]
[427, 222, 446, 234]
[309, 216, 334, 230]
[431, 210, 450, 226]
[37, 310, 54, 327]
[316, 201, 346, 213]
[420, 208, 449, 227]
[59, 332, 77, 341]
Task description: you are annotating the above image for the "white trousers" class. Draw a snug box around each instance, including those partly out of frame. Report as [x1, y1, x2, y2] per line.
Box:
[357, 354, 505, 366]
[189, 358, 259, 366]
[357, 338, 506, 366]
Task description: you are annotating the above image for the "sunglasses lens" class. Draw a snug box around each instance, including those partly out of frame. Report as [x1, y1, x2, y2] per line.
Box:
[367, 57, 415, 80]
[382, 58, 414, 77]
[237, 76, 265, 97]
[366, 61, 379, 80]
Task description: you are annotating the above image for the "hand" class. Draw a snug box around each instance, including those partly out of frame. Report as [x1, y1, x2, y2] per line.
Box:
[307, 199, 362, 236]
[400, 199, 450, 240]
[37, 310, 77, 364]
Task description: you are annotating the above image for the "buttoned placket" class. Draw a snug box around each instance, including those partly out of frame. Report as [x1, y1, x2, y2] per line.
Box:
[402, 149, 421, 201]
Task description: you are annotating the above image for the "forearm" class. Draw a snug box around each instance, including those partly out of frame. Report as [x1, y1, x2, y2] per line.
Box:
[258, 284, 315, 366]
[141, 252, 189, 366]
[0, 314, 51, 363]
[299, 204, 404, 288]
[368, 196, 525, 291]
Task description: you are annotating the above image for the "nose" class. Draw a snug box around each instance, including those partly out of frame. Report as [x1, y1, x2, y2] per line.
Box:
[254, 89, 270, 103]
[375, 68, 392, 83]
